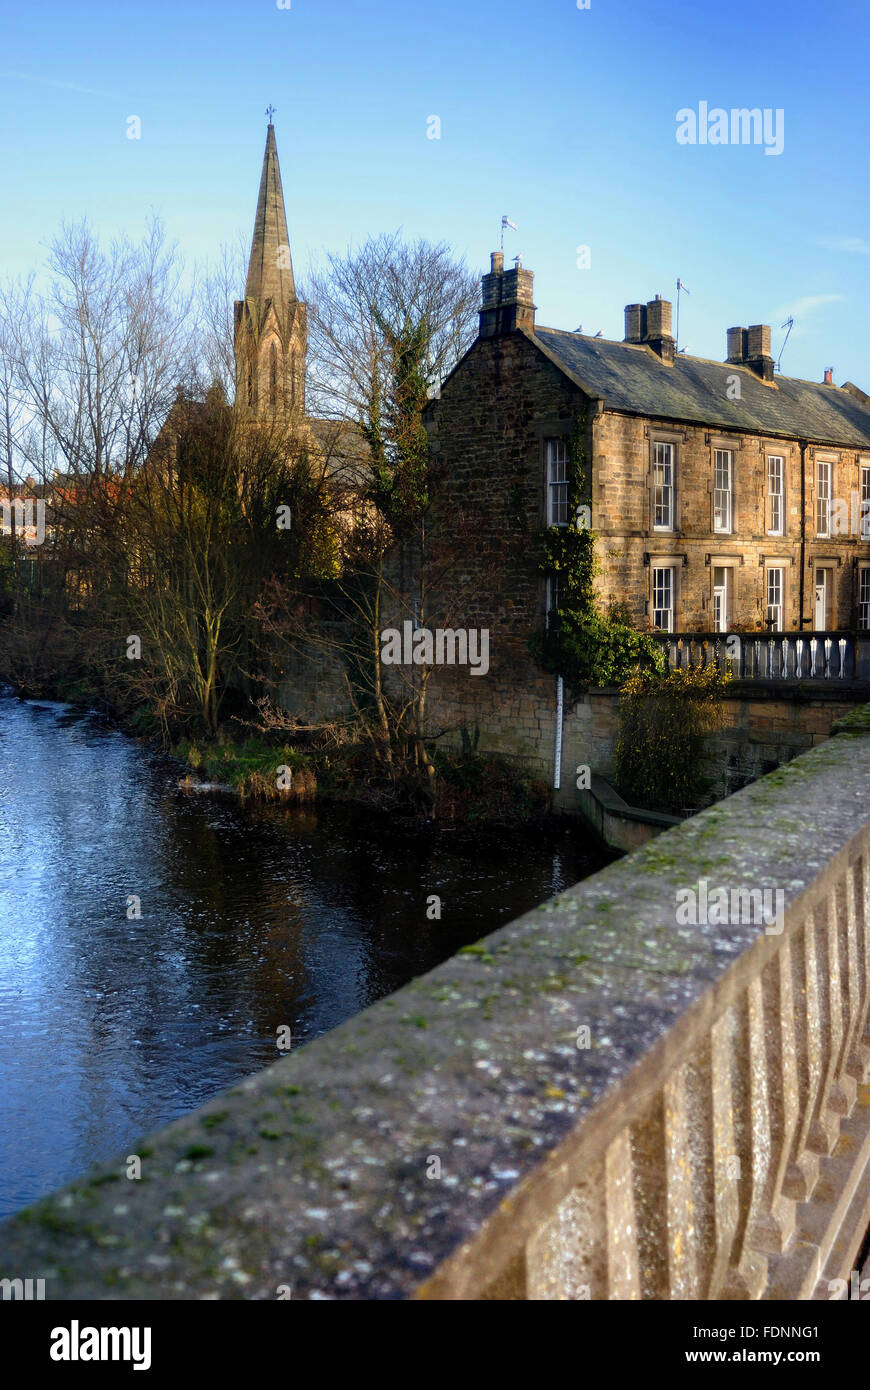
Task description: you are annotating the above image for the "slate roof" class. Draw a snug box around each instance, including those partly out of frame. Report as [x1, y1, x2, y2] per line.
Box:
[533, 327, 870, 449]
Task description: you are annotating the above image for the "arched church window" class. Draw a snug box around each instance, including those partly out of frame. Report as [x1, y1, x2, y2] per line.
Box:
[269, 342, 278, 409]
[247, 360, 257, 408]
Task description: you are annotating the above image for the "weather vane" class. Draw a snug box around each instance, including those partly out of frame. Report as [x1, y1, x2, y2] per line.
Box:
[266, 104, 276, 124]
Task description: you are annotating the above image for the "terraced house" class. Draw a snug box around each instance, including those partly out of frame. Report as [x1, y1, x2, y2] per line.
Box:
[429, 253, 870, 638]
[421, 254, 870, 779]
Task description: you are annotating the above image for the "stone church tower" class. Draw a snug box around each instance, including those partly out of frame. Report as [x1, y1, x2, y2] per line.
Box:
[233, 122, 307, 419]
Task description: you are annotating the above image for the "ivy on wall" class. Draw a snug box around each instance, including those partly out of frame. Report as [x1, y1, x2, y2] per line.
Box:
[529, 413, 665, 691]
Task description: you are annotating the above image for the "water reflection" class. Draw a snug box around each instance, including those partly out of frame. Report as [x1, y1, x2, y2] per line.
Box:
[0, 695, 611, 1216]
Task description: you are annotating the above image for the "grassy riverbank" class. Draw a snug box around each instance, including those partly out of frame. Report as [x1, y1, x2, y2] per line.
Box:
[0, 657, 551, 828]
[171, 730, 550, 827]
[173, 738, 317, 802]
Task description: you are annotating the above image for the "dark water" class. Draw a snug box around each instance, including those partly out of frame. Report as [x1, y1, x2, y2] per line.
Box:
[0, 695, 611, 1218]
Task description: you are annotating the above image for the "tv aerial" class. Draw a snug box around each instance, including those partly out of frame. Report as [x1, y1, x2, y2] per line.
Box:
[776, 317, 794, 373]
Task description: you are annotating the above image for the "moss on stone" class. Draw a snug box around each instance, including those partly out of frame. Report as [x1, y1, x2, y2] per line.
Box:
[201, 1111, 229, 1130]
[183, 1144, 214, 1161]
[831, 702, 870, 736]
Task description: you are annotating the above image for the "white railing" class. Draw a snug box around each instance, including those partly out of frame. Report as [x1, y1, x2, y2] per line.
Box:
[653, 631, 857, 680]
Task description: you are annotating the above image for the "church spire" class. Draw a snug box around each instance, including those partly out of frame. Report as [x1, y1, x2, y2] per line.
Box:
[234, 117, 308, 419]
[244, 120, 296, 303]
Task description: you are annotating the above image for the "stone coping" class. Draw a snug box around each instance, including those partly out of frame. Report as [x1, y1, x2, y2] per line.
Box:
[589, 774, 683, 828]
[1, 724, 870, 1299]
[722, 680, 870, 701]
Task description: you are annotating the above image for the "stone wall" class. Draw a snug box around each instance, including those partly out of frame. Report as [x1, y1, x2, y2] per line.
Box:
[590, 411, 870, 632]
[269, 613, 867, 815]
[275, 635, 351, 725]
[427, 668, 867, 811]
[702, 685, 861, 800]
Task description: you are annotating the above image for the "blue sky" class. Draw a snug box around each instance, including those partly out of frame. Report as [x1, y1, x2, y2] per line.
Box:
[2, 0, 869, 384]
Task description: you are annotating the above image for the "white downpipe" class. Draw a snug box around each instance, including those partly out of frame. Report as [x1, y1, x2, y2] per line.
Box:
[553, 674, 564, 790]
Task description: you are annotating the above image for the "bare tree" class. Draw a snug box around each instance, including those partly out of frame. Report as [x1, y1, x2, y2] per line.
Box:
[305, 232, 479, 426]
[11, 217, 193, 488]
[108, 382, 337, 740]
[197, 237, 248, 402]
[256, 235, 483, 800]
[0, 281, 31, 614]
[0, 219, 195, 693]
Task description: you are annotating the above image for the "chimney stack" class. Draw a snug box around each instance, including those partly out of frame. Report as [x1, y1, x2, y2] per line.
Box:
[823, 368, 834, 385]
[623, 296, 675, 363]
[745, 324, 774, 382]
[726, 324, 774, 382]
[646, 294, 674, 363]
[479, 252, 536, 338]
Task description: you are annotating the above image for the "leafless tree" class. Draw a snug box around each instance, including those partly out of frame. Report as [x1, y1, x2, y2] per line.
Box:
[10, 217, 194, 489]
[197, 236, 248, 402]
[304, 232, 479, 426]
[254, 235, 484, 798]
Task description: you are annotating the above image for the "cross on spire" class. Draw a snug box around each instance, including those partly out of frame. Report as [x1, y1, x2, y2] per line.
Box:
[266, 104, 276, 125]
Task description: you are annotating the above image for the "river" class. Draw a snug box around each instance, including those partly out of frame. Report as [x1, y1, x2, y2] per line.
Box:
[0, 694, 611, 1217]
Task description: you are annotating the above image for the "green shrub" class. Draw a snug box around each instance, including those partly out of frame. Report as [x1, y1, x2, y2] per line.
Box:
[532, 606, 665, 691]
[614, 665, 731, 812]
[174, 737, 316, 802]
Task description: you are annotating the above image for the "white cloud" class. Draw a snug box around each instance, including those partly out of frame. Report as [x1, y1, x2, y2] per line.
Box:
[0, 70, 111, 99]
[817, 235, 870, 255]
[772, 293, 844, 322]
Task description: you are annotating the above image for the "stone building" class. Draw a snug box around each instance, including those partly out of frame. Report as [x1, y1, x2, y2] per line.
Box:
[419, 254, 870, 785]
[428, 253, 870, 639]
[153, 120, 365, 507]
[234, 121, 307, 422]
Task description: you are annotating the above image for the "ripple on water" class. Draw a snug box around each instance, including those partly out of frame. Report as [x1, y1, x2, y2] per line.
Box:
[0, 694, 611, 1216]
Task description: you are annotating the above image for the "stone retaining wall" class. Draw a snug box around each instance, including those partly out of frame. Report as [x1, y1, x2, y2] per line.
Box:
[430, 675, 870, 809]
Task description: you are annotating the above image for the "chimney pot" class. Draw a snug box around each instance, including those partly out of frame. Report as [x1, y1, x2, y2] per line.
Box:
[624, 303, 646, 343]
[490, 251, 504, 274]
[726, 326, 747, 363]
